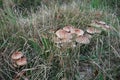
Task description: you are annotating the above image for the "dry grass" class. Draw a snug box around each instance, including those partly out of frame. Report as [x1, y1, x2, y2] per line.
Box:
[0, 0, 120, 80]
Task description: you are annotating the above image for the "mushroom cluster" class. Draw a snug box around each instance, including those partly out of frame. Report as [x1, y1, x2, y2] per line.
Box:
[53, 20, 111, 48]
[53, 26, 91, 48]
[87, 20, 110, 33]
[11, 51, 27, 67]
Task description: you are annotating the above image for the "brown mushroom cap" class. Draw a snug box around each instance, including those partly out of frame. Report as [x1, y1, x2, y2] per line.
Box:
[63, 26, 73, 32]
[11, 51, 23, 60]
[71, 28, 84, 36]
[90, 20, 110, 31]
[55, 29, 72, 39]
[90, 20, 103, 28]
[90, 20, 111, 31]
[16, 57, 27, 66]
[76, 36, 90, 44]
[92, 20, 106, 25]
[101, 24, 110, 30]
[86, 27, 101, 34]
[96, 21, 106, 25]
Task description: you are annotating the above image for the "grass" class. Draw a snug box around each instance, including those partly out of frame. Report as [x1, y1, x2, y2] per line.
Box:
[0, 0, 120, 80]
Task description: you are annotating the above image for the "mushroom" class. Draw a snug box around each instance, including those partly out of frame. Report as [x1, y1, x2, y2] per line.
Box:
[84, 33, 92, 39]
[16, 57, 27, 66]
[76, 36, 90, 44]
[96, 21, 106, 25]
[11, 51, 23, 60]
[63, 26, 73, 32]
[71, 28, 84, 36]
[94, 20, 110, 30]
[86, 27, 101, 34]
[53, 37, 62, 48]
[53, 37, 62, 44]
[92, 20, 106, 25]
[55, 29, 72, 39]
[90, 20, 110, 31]
[61, 38, 72, 43]
[101, 24, 110, 30]
[104, 25, 110, 29]
[70, 42, 77, 48]
[90, 20, 103, 28]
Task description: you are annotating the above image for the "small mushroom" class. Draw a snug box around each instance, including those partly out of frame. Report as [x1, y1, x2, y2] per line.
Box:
[70, 42, 77, 48]
[16, 57, 27, 66]
[86, 27, 101, 34]
[90, 20, 110, 31]
[95, 20, 106, 25]
[55, 29, 72, 39]
[76, 36, 90, 44]
[102, 24, 110, 30]
[63, 26, 74, 32]
[71, 28, 84, 36]
[90, 20, 103, 28]
[53, 37, 62, 44]
[11, 51, 23, 60]
[84, 33, 92, 39]
[94, 20, 106, 25]
[61, 38, 72, 43]
[94, 20, 110, 30]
